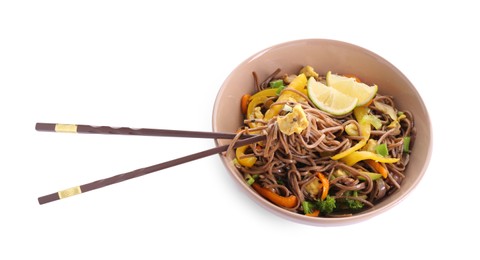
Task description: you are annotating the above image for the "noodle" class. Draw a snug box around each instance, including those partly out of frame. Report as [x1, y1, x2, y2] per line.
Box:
[227, 67, 415, 217]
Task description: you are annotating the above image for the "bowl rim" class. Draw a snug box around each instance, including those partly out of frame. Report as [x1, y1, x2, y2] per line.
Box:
[212, 38, 433, 226]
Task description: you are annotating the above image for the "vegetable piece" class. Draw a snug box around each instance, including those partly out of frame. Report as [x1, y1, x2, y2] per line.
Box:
[302, 201, 314, 214]
[332, 106, 374, 160]
[317, 172, 329, 201]
[374, 100, 397, 121]
[353, 106, 373, 137]
[331, 139, 367, 160]
[363, 139, 378, 153]
[375, 143, 389, 157]
[361, 114, 382, 130]
[252, 183, 298, 208]
[302, 201, 321, 217]
[269, 79, 284, 88]
[344, 123, 359, 136]
[306, 210, 320, 217]
[235, 145, 257, 167]
[365, 160, 389, 179]
[264, 73, 307, 121]
[317, 195, 336, 214]
[305, 179, 321, 197]
[346, 191, 364, 209]
[246, 88, 278, 117]
[357, 171, 383, 181]
[340, 151, 400, 166]
[240, 94, 251, 115]
[245, 174, 256, 185]
[403, 136, 411, 152]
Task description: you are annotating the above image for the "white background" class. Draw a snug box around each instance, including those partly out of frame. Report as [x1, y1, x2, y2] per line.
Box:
[1, 1, 478, 259]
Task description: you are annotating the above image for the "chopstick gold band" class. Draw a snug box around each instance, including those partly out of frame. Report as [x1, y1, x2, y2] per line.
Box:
[54, 124, 78, 133]
[58, 186, 82, 199]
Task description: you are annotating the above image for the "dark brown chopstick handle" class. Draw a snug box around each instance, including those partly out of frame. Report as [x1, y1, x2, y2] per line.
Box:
[37, 135, 265, 205]
[35, 122, 250, 140]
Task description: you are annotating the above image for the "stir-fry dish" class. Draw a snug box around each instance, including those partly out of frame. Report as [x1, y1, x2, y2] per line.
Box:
[228, 66, 415, 217]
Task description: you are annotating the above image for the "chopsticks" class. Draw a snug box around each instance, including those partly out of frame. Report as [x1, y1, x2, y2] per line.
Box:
[36, 122, 264, 205]
[35, 122, 253, 139]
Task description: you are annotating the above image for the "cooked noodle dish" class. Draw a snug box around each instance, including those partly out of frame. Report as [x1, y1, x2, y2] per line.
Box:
[226, 65, 415, 218]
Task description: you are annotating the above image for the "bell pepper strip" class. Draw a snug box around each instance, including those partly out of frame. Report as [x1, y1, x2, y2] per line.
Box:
[331, 107, 372, 160]
[340, 151, 400, 166]
[246, 88, 278, 117]
[331, 139, 367, 160]
[264, 73, 307, 121]
[252, 183, 298, 208]
[235, 145, 257, 167]
[365, 160, 389, 179]
[316, 172, 330, 201]
[240, 94, 251, 115]
[305, 209, 320, 217]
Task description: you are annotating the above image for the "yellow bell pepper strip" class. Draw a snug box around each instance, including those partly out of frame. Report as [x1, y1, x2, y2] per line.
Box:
[264, 73, 307, 121]
[353, 106, 372, 138]
[331, 139, 368, 160]
[246, 88, 278, 117]
[331, 106, 371, 160]
[340, 151, 400, 166]
[365, 160, 389, 179]
[235, 145, 257, 167]
[317, 172, 330, 201]
[252, 183, 298, 208]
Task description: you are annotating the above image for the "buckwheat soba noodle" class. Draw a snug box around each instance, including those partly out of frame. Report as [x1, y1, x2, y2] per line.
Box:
[226, 66, 415, 217]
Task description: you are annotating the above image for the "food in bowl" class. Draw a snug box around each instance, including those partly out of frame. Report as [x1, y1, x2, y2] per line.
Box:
[226, 65, 415, 217]
[213, 39, 431, 225]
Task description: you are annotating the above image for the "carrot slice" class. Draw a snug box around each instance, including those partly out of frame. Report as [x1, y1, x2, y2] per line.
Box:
[252, 183, 298, 208]
[240, 94, 251, 115]
[365, 159, 389, 178]
[317, 172, 329, 201]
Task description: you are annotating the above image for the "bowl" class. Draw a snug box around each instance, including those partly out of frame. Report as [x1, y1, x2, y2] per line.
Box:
[212, 39, 432, 226]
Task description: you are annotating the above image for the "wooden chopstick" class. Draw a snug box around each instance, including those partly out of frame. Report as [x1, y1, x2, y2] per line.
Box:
[37, 132, 265, 205]
[35, 122, 252, 139]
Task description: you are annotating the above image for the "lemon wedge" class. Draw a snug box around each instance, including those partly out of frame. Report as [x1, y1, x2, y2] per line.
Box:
[326, 71, 378, 106]
[307, 77, 358, 116]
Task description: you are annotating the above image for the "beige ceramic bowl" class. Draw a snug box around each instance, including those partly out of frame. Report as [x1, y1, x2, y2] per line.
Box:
[212, 39, 432, 226]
